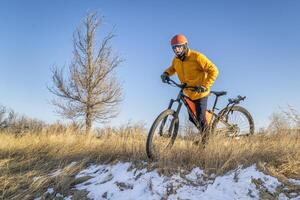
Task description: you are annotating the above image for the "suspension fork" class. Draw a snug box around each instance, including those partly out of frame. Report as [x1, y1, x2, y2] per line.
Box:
[224, 102, 238, 116]
[168, 100, 182, 133]
[217, 102, 238, 127]
[159, 99, 182, 136]
[223, 96, 246, 120]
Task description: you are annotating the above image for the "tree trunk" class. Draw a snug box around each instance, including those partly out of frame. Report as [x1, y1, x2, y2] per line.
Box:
[85, 109, 92, 134]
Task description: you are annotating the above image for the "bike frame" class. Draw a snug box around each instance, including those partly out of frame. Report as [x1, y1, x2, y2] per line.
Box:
[166, 89, 220, 130]
[160, 79, 246, 133]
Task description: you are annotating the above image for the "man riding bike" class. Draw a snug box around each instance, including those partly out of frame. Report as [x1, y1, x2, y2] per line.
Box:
[161, 34, 219, 144]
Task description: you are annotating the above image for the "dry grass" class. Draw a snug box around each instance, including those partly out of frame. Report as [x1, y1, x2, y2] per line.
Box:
[0, 127, 147, 199]
[0, 127, 299, 199]
[159, 133, 300, 177]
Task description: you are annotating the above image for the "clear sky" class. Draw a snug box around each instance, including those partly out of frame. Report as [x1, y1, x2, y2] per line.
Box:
[0, 0, 299, 129]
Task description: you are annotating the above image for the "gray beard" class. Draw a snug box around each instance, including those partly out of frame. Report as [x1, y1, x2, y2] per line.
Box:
[177, 53, 185, 61]
[177, 49, 188, 61]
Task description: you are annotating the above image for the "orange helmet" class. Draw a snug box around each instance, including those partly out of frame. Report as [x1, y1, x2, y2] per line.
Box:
[170, 34, 188, 46]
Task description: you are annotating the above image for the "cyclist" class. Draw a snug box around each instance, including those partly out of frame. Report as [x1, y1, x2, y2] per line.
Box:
[161, 34, 219, 144]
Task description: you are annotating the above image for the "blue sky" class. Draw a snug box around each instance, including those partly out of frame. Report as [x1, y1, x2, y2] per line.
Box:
[0, 0, 299, 129]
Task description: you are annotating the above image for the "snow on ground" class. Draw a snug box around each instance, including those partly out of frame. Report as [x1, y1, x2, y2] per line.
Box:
[69, 162, 300, 200]
[290, 178, 300, 186]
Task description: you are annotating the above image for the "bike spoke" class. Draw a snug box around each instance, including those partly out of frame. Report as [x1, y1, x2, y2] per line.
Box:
[234, 111, 250, 135]
[215, 108, 252, 137]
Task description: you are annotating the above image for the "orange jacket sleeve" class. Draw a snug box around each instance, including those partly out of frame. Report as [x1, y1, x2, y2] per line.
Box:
[164, 59, 176, 76]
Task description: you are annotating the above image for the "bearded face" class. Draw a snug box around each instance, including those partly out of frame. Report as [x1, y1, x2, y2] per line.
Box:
[172, 44, 185, 57]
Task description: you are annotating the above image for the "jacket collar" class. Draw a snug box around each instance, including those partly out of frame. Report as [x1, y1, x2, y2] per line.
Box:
[186, 49, 191, 58]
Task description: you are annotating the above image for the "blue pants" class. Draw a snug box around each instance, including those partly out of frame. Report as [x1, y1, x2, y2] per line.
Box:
[188, 97, 208, 133]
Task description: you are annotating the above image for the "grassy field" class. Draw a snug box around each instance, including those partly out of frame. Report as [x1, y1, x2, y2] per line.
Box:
[0, 126, 300, 199]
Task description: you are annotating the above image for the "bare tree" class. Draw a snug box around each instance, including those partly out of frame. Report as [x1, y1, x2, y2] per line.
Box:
[49, 12, 123, 134]
[0, 105, 7, 128]
[267, 111, 290, 134]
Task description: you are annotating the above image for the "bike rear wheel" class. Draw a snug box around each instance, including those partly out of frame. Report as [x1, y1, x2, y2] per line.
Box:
[146, 109, 179, 159]
[211, 105, 254, 137]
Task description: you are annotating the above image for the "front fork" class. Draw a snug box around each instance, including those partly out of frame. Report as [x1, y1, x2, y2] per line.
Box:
[216, 103, 239, 135]
[159, 99, 182, 136]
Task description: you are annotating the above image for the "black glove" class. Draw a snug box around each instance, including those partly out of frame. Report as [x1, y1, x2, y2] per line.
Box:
[194, 86, 207, 93]
[160, 72, 170, 83]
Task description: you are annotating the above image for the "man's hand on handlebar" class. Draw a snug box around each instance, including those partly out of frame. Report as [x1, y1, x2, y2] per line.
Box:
[160, 72, 170, 83]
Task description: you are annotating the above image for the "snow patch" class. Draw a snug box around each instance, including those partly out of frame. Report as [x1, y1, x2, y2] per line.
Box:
[37, 162, 300, 199]
[71, 162, 295, 200]
[290, 178, 300, 186]
[47, 188, 54, 194]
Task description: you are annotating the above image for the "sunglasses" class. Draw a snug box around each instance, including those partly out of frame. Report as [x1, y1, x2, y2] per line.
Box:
[172, 44, 185, 50]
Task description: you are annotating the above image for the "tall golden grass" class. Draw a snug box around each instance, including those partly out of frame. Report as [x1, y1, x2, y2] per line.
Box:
[0, 124, 299, 199]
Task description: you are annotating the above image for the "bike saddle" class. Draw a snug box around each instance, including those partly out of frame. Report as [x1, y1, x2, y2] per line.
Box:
[210, 91, 227, 97]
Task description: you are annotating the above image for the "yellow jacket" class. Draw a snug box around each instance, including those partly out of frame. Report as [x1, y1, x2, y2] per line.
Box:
[164, 49, 219, 100]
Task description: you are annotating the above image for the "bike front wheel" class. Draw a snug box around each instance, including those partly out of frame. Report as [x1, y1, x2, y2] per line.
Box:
[211, 105, 255, 137]
[146, 109, 179, 160]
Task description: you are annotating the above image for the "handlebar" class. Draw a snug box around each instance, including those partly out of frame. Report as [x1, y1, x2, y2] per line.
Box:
[228, 95, 246, 104]
[165, 78, 199, 90]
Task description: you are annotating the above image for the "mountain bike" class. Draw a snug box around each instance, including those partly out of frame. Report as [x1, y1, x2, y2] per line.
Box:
[146, 78, 255, 159]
